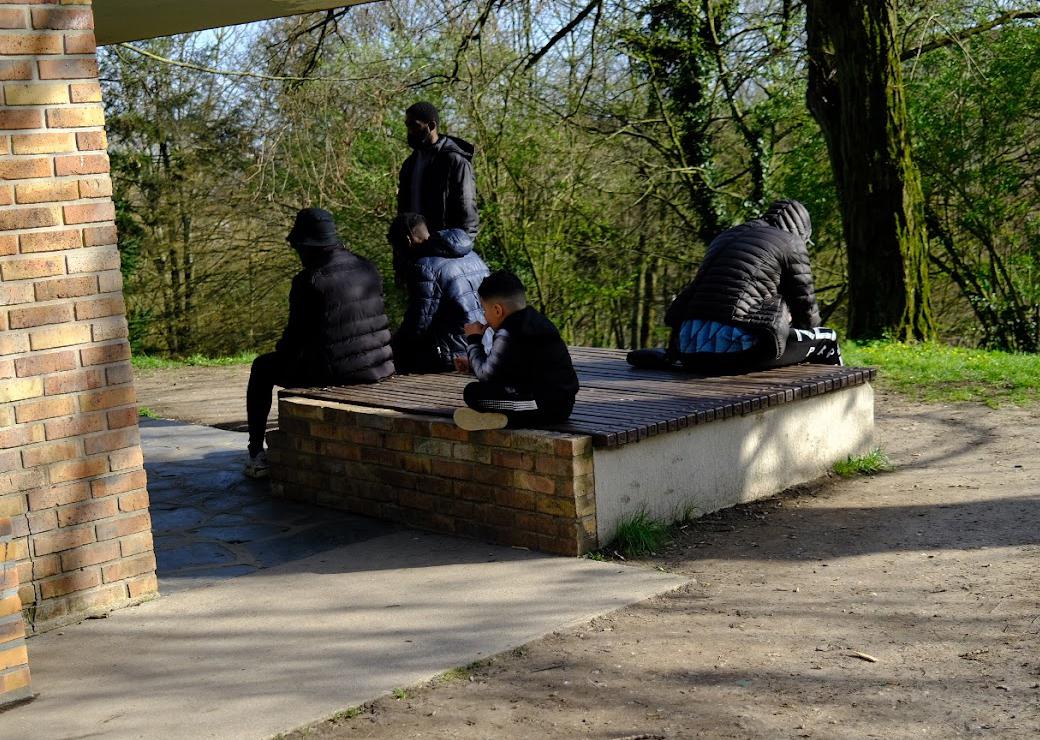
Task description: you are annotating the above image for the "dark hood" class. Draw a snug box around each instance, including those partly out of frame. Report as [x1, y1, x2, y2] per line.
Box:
[297, 243, 343, 270]
[761, 199, 812, 241]
[439, 135, 475, 162]
[418, 228, 474, 259]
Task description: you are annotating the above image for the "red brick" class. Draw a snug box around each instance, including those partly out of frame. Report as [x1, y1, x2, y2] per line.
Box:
[106, 406, 138, 430]
[43, 412, 105, 440]
[490, 450, 534, 471]
[494, 488, 537, 511]
[14, 180, 78, 204]
[90, 469, 147, 498]
[54, 152, 107, 176]
[79, 385, 135, 412]
[0, 8, 25, 28]
[82, 223, 116, 246]
[18, 228, 83, 253]
[38, 58, 97, 80]
[512, 471, 557, 495]
[0, 32, 62, 54]
[45, 367, 103, 395]
[56, 497, 117, 527]
[48, 455, 108, 483]
[117, 489, 148, 513]
[40, 567, 101, 599]
[105, 363, 132, 386]
[15, 395, 76, 423]
[83, 428, 138, 456]
[32, 552, 61, 580]
[21, 439, 77, 467]
[76, 130, 106, 151]
[31, 7, 94, 30]
[91, 316, 128, 342]
[8, 302, 73, 329]
[0, 205, 62, 231]
[0, 233, 15, 256]
[0, 60, 33, 81]
[80, 341, 130, 366]
[118, 530, 153, 557]
[95, 511, 150, 541]
[0, 254, 64, 281]
[0, 157, 51, 180]
[77, 176, 111, 199]
[0, 108, 42, 129]
[127, 572, 157, 599]
[11, 131, 75, 155]
[0, 424, 44, 450]
[63, 201, 115, 225]
[13, 350, 76, 379]
[0, 450, 21, 473]
[108, 446, 143, 471]
[0, 332, 30, 356]
[67, 245, 120, 273]
[32, 525, 94, 556]
[29, 322, 91, 350]
[68, 81, 100, 103]
[60, 540, 119, 571]
[28, 480, 89, 511]
[64, 31, 95, 54]
[34, 274, 97, 300]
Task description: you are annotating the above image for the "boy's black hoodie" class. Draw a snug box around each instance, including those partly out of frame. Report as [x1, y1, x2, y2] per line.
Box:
[465, 306, 579, 404]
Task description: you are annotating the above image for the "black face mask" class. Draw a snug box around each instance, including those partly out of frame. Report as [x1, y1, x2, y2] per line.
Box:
[407, 126, 433, 150]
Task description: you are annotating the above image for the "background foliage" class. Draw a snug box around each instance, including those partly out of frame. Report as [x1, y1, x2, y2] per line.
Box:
[100, 1, 1040, 357]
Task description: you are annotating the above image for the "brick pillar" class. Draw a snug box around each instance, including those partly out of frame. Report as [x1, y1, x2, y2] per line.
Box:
[1, 0, 157, 662]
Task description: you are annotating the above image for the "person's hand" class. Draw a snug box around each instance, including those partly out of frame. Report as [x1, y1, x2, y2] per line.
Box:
[464, 322, 486, 337]
[454, 355, 471, 373]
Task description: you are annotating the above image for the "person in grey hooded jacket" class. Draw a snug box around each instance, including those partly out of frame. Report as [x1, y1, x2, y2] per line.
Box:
[628, 199, 842, 373]
[388, 212, 490, 373]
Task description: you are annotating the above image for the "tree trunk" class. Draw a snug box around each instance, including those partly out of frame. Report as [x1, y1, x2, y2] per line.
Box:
[804, 0, 935, 340]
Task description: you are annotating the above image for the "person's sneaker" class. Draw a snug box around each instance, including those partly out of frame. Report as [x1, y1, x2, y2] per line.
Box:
[453, 407, 509, 431]
[244, 450, 269, 479]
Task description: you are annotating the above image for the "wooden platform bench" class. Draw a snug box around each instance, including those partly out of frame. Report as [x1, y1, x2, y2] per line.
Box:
[266, 348, 876, 556]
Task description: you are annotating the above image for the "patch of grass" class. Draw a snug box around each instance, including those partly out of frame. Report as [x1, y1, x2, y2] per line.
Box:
[137, 407, 160, 419]
[391, 687, 408, 700]
[844, 340, 1040, 407]
[610, 510, 672, 558]
[833, 448, 893, 478]
[328, 706, 365, 722]
[436, 666, 470, 683]
[131, 352, 257, 370]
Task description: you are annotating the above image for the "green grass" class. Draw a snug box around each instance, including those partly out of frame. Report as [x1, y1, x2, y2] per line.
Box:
[610, 510, 672, 558]
[131, 352, 256, 370]
[391, 688, 408, 700]
[137, 407, 160, 419]
[832, 448, 893, 478]
[844, 340, 1040, 407]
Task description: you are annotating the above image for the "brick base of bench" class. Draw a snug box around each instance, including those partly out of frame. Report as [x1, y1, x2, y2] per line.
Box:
[267, 398, 598, 556]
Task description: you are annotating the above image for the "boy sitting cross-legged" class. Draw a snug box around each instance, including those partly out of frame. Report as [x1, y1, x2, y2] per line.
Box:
[453, 271, 579, 431]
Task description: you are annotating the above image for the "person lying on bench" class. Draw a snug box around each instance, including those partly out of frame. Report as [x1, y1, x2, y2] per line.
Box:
[387, 213, 489, 373]
[628, 199, 842, 374]
[244, 208, 395, 478]
[452, 271, 579, 431]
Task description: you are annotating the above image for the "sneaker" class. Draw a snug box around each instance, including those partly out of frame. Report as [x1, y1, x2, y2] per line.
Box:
[244, 450, 269, 479]
[453, 407, 509, 431]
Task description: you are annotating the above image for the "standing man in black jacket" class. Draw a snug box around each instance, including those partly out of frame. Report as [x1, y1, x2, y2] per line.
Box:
[628, 199, 842, 373]
[244, 208, 395, 478]
[397, 102, 479, 237]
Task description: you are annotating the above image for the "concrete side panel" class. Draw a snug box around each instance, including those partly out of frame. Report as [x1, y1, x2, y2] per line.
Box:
[593, 383, 875, 542]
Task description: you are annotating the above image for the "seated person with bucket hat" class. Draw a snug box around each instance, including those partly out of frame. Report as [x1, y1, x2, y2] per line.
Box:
[244, 208, 395, 478]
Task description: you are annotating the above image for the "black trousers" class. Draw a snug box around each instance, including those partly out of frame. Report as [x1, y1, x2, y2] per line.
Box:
[247, 352, 310, 455]
[390, 335, 454, 374]
[463, 382, 574, 426]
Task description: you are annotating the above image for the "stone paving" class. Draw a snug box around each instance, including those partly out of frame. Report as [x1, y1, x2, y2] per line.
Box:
[141, 419, 399, 593]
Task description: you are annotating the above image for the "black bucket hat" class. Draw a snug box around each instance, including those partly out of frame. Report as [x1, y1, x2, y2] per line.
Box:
[287, 208, 342, 248]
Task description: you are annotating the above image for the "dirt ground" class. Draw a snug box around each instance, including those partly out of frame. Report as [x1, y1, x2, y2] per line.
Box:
[134, 372, 1040, 739]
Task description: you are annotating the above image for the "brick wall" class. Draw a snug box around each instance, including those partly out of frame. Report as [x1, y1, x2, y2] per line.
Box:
[0, 516, 31, 707]
[268, 397, 598, 556]
[1, 0, 156, 655]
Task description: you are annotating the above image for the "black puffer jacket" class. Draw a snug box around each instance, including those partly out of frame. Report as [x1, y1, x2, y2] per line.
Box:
[665, 200, 821, 359]
[466, 306, 579, 405]
[397, 228, 490, 360]
[397, 136, 479, 237]
[276, 245, 395, 383]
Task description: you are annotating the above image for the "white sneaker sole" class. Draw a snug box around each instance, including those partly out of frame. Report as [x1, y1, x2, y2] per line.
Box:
[453, 407, 509, 431]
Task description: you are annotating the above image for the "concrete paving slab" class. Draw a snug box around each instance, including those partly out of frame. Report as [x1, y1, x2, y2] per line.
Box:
[13, 494, 686, 739]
